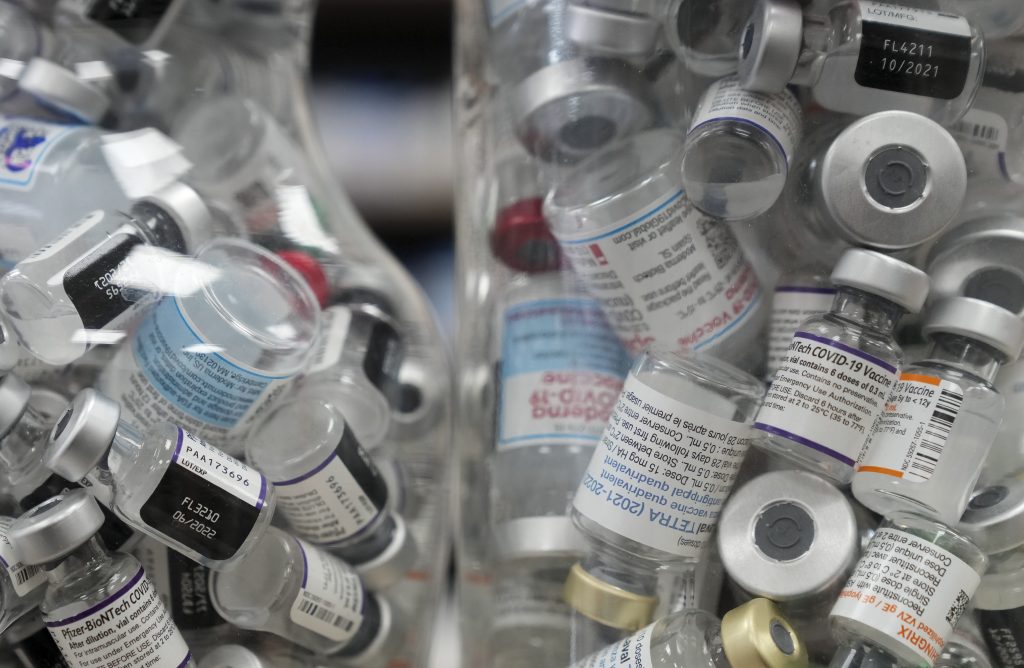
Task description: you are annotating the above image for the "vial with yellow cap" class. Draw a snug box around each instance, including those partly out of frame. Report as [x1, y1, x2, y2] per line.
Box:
[568, 597, 808, 668]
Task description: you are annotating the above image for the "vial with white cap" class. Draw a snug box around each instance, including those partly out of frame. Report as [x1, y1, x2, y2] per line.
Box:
[766, 272, 835, 382]
[767, 110, 967, 270]
[97, 238, 320, 454]
[0, 182, 225, 366]
[210, 526, 396, 660]
[566, 348, 763, 630]
[44, 388, 275, 571]
[570, 598, 808, 668]
[5, 58, 109, 125]
[8, 490, 195, 667]
[830, 512, 987, 668]
[718, 469, 860, 664]
[737, 0, 984, 124]
[545, 129, 765, 366]
[852, 298, 1023, 525]
[664, 0, 756, 77]
[680, 75, 802, 220]
[753, 249, 929, 484]
[247, 396, 417, 590]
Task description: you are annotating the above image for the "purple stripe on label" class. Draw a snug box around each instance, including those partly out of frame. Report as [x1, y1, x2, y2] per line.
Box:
[172, 428, 184, 463]
[275, 450, 338, 487]
[794, 331, 897, 374]
[177, 653, 193, 668]
[775, 286, 836, 295]
[754, 423, 856, 467]
[257, 475, 268, 511]
[298, 539, 309, 588]
[46, 567, 145, 627]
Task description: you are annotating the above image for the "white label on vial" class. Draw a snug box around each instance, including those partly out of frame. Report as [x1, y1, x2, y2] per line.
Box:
[45, 567, 192, 668]
[859, 2, 971, 36]
[307, 305, 352, 375]
[0, 517, 44, 597]
[755, 331, 898, 468]
[573, 375, 753, 558]
[767, 286, 836, 378]
[571, 623, 655, 668]
[688, 76, 803, 164]
[553, 190, 762, 356]
[831, 527, 980, 666]
[498, 296, 629, 448]
[859, 373, 963, 482]
[0, 118, 72, 190]
[119, 296, 295, 447]
[290, 538, 364, 644]
[951, 108, 1010, 181]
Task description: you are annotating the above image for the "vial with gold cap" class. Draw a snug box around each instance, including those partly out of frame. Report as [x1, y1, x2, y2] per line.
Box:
[568, 597, 808, 668]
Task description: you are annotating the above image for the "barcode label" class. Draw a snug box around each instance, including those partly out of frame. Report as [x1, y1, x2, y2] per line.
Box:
[297, 598, 356, 632]
[907, 385, 963, 482]
[289, 538, 364, 644]
[951, 120, 1001, 142]
[697, 215, 740, 271]
[14, 564, 40, 587]
[0, 517, 46, 597]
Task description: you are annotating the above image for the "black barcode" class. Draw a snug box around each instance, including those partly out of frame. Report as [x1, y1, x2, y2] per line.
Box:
[15, 564, 40, 586]
[952, 120, 1001, 142]
[298, 599, 355, 632]
[697, 217, 738, 270]
[907, 387, 963, 482]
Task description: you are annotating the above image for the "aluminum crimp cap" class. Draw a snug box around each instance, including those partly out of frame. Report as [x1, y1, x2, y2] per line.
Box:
[0, 373, 31, 441]
[923, 297, 1024, 362]
[137, 181, 213, 253]
[10, 489, 104, 566]
[737, 0, 803, 93]
[830, 249, 930, 313]
[563, 562, 658, 630]
[721, 598, 808, 668]
[959, 477, 1024, 555]
[45, 389, 121, 484]
[565, 1, 660, 56]
[19, 58, 109, 124]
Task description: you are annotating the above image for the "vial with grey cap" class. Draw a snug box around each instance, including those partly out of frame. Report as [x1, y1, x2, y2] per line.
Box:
[8, 490, 194, 667]
[247, 396, 417, 590]
[736, 0, 984, 124]
[96, 238, 320, 454]
[43, 388, 275, 571]
[564, 0, 661, 57]
[680, 75, 802, 220]
[829, 512, 987, 668]
[853, 298, 1023, 525]
[663, 0, 756, 77]
[0, 374, 56, 490]
[718, 469, 860, 664]
[569, 598, 808, 668]
[210, 526, 396, 660]
[753, 249, 930, 485]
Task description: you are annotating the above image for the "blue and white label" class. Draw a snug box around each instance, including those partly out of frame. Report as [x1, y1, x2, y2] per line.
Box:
[0, 118, 71, 190]
[498, 297, 629, 449]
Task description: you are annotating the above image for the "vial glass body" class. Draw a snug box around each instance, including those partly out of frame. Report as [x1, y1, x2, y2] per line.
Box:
[664, 0, 755, 77]
[766, 272, 835, 381]
[852, 337, 1005, 525]
[570, 608, 729, 668]
[0, 400, 52, 488]
[982, 359, 1024, 485]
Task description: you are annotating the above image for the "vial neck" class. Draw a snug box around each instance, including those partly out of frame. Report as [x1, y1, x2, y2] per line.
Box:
[108, 421, 146, 474]
[792, 14, 830, 85]
[831, 289, 904, 334]
[129, 201, 188, 254]
[924, 334, 1002, 383]
[580, 548, 659, 598]
[829, 642, 899, 668]
[46, 538, 108, 585]
[706, 625, 732, 668]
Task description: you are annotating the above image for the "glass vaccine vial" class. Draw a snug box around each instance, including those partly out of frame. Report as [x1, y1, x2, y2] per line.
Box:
[766, 272, 835, 382]
[0, 182, 220, 365]
[737, 0, 984, 125]
[97, 238, 320, 454]
[247, 396, 418, 590]
[210, 526, 395, 660]
[663, 0, 756, 77]
[491, 271, 629, 562]
[9, 490, 194, 667]
[545, 129, 764, 366]
[853, 298, 1024, 524]
[0, 515, 46, 634]
[0, 373, 54, 490]
[718, 469, 860, 664]
[753, 249, 930, 484]
[566, 348, 763, 629]
[680, 75, 803, 221]
[43, 389, 275, 571]
[830, 513, 987, 668]
[571, 598, 808, 668]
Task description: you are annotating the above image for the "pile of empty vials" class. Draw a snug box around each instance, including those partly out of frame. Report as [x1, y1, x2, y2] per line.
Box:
[0, 0, 444, 667]
[478, 0, 1024, 666]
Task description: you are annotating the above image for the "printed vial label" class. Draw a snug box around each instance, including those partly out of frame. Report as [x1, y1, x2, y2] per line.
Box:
[63, 230, 154, 331]
[45, 567, 192, 668]
[121, 296, 293, 445]
[859, 373, 963, 482]
[572, 623, 654, 668]
[0, 118, 71, 190]
[755, 331, 898, 467]
[139, 428, 268, 561]
[498, 296, 629, 448]
[979, 608, 1024, 668]
[0, 517, 44, 597]
[290, 538, 364, 644]
[855, 1, 972, 100]
[767, 286, 836, 378]
[831, 527, 980, 666]
[688, 76, 803, 164]
[132, 537, 224, 632]
[553, 190, 762, 356]
[307, 306, 352, 374]
[951, 107, 1010, 181]
[573, 375, 753, 559]
[273, 425, 389, 546]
